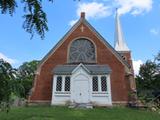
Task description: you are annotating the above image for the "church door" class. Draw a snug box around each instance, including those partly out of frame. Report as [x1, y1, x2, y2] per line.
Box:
[73, 80, 89, 103]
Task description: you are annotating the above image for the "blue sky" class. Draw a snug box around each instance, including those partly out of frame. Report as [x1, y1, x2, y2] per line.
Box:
[0, 0, 160, 74]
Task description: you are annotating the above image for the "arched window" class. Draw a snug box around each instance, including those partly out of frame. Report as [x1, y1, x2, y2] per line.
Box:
[69, 38, 96, 63]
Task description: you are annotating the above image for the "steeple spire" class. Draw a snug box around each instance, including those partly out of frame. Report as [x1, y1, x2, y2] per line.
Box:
[114, 9, 129, 51]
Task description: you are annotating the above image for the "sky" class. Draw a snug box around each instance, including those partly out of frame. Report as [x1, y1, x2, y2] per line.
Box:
[0, 0, 160, 75]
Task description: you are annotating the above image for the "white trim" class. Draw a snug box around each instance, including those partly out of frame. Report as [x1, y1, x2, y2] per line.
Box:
[54, 75, 71, 93]
[92, 94, 109, 97]
[54, 94, 70, 97]
[98, 76, 101, 92]
[112, 101, 128, 104]
[107, 75, 112, 104]
[51, 75, 57, 105]
[72, 63, 90, 74]
[92, 75, 109, 94]
[62, 76, 65, 92]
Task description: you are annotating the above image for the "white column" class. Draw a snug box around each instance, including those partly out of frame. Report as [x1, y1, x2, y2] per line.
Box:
[89, 75, 92, 102]
[62, 76, 65, 92]
[107, 74, 112, 105]
[51, 75, 57, 105]
[70, 76, 74, 102]
[98, 76, 101, 92]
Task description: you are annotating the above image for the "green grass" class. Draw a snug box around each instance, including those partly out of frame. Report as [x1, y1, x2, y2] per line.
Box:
[0, 106, 160, 120]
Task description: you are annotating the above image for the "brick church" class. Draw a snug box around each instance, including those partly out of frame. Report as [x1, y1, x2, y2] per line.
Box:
[29, 12, 136, 106]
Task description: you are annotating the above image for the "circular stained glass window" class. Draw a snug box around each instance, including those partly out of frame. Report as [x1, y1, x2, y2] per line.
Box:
[69, 38, 96, 63]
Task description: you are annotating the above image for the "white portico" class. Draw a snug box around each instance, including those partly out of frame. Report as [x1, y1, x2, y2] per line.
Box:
[51, 63, 112, 106]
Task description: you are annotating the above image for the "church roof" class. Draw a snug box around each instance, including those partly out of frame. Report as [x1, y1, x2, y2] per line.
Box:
[36, 12, 131, 74]
[53, 64, 111, 75]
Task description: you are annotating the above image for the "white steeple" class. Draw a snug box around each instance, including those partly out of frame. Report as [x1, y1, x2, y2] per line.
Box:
[114, 9, 129, 51]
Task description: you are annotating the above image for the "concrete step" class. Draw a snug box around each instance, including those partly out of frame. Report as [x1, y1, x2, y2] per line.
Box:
[69, 103, 93, 109]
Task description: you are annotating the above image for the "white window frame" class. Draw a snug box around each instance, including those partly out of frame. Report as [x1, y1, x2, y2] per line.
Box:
[101, 76, 107, 92]
[56, 76, 63, 92]
[92, 76, 99, 92]
[54, 75, 71, 94]
[64, 76, 71, 92]
[92, 75, 108, 94]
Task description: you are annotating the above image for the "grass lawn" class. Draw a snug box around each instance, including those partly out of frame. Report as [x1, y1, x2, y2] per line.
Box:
[0, 106, 160, 120]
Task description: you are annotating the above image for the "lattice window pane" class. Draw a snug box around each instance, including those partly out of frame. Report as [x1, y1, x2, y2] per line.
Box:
[101, 76, 107, 91]
[65, 77, 70, 91]
[56, 76, 62, 91]
[92, 76, 98, 91]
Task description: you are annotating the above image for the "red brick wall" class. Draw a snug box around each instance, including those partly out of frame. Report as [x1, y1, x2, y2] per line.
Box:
[29, 22, 132, 103]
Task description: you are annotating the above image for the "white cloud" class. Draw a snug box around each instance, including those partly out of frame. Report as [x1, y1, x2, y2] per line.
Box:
[115, 0, 153, 15]
[69, 19, 78, 26]
[0, 52, 17, 64]
[77, 2, 112, 19]
[69, 2, 112, 26]
[69, 0, 153, 26]
[133, 60, 143, 75]
[150, 28, 160, 36]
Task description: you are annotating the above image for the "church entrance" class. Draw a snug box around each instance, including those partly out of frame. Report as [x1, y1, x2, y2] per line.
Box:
[51, 63, 112, 106]
[73, 80, 89, 103]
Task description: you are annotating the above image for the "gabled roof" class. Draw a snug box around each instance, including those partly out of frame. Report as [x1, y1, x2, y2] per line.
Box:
[36, 12, 131, 74]
[53, 64, 111, 75]
[36, 17, 83, 74]
[81, 16, 130, 70]
[72, 63, 90, 74]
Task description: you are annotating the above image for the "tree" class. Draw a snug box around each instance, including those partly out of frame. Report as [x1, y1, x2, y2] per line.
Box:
[136, 52, 160, 103]
[0, 0, 79, 39]
[136, 61, 157, 90]
[17, 60, 39, 98]
[0, 59, 22, 112]
[0, 0, 53, 39]
[0, 59, 39, 112]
